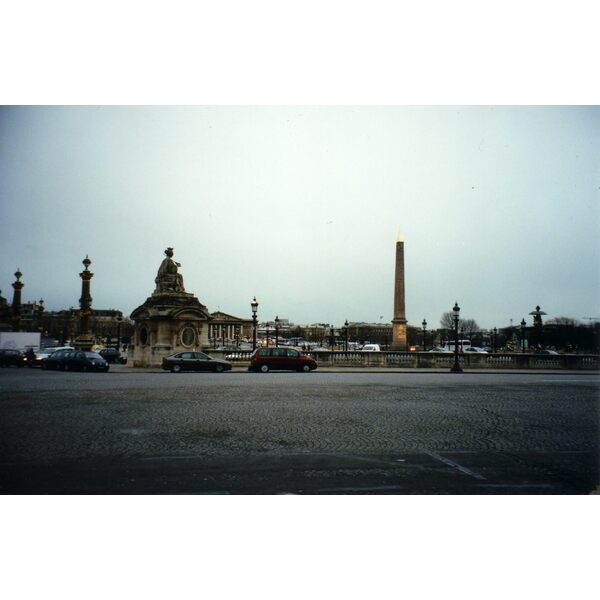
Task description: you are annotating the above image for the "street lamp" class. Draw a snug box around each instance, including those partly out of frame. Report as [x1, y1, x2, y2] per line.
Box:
[251, 297, 258, 350]
[275, 316, 280, 348]
[329, 325, 335, 350]
[344, 319, 349, 351]
[492, 327, 497, 354]
[422, 318, 427, 352]
[116, 313, 123, 353]
[520, 318, 526, 353]
[451, 302, 462, 373]
[265, 321, 270, 347]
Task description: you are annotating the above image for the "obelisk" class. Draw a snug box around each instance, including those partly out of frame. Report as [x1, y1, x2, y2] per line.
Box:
[391, 232, 407, 350]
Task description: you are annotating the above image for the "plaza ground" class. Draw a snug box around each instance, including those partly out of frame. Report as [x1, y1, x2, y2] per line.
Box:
[1, 368, 598, 494]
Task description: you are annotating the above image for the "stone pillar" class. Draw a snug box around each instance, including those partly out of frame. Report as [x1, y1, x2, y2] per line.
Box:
[75, 255, 94, 350]
[11, 269, 24, 332]
[391, 232, 408, 350]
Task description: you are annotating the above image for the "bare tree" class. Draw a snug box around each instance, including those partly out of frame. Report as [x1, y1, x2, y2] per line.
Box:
[547, 316, 579, 326]
[441, 312, 480, 341]
[440, 311, 456, 330]
[460, 318, 480, 338]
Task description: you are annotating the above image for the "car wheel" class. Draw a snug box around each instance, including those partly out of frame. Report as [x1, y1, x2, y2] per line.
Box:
[82, 366, 88, 373]
[214, 364, 224, 373]
[172, 364, 182, 373]
[64, 363, 70, 371]
[301, 364, 311, 372]
[260, 364, 269, 373]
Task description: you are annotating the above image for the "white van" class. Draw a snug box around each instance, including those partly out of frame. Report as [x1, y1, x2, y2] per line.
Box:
[362, 344, 381, 352]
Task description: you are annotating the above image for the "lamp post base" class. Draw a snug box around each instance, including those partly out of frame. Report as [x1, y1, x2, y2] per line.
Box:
[450, 361, 463, 373]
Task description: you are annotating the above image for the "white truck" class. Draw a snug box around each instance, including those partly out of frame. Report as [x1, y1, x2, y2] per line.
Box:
[0, 332, 41, 351]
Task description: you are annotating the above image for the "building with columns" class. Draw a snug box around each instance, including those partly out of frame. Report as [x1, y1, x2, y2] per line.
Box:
[209, 311, 253, 345]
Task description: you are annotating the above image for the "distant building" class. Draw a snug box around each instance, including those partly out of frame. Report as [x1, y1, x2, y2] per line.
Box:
[0, 290, 11, 332]
[210, 311, 253, 344]
[347, 322, 393, 347]
[42, 308, 132, 344]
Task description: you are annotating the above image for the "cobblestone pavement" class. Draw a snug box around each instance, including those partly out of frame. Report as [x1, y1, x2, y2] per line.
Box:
[0, 369, 598, 494]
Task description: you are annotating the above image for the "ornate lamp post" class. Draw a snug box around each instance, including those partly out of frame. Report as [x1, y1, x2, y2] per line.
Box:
[520, 318, 526, 353]
[251, 297, 258, 350]
[344, 319, 349, 351]
[75, 255, 94, 350]
[329, 325, 335, 350]
[265, 321, 270, 347]
[492, 327, 497, 353]
[275, 316, 280, 348]
[422, 318, 427, 351]
[451, 302, 463, 373]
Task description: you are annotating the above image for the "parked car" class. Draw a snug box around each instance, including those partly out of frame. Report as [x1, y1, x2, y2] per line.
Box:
[427, 347, 452, 353]
[42, 349, 75, 370]
[28, 346, 73, 367]
[533, 349, 560, 355]
[248, 347, 318, 373]
[63, 351, 110, 372]
[29, 348, 56, 366]
[0, 349, 26, 368]
[464, 347, 488, 353]
[99, 348, 127, 364]
[362, 344, 381, 352]
[162, 351, 232, 373]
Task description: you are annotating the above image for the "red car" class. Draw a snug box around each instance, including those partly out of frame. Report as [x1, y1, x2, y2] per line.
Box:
[248, 347, 317, 373]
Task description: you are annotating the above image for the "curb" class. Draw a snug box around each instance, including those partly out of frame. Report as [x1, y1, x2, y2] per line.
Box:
[107, 366, 599, 375]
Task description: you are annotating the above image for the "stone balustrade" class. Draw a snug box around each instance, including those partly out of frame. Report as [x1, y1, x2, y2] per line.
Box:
[207, 349, 600, 370]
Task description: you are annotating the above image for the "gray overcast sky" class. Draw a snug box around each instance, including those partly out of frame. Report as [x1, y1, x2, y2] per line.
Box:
[0, 106, 598, 329]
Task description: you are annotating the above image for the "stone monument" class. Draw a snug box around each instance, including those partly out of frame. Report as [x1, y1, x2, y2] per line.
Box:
[130, 248, 212, 367]
[391, 231, 408, 350]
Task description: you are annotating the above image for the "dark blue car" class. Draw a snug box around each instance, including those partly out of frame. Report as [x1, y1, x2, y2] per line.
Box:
[64, 351, 110, 372]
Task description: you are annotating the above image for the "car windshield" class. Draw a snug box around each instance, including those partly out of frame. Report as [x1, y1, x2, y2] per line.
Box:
[84, 352, 103, 359]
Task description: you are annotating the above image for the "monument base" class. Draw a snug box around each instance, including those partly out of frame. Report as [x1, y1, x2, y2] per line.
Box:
[74, 334, 94, 351]
[390, 319, 407, 351]
[130, 292, 212, 368]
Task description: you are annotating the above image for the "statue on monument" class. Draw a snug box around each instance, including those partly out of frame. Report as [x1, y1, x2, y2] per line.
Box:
[155, 247, 185, 293]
